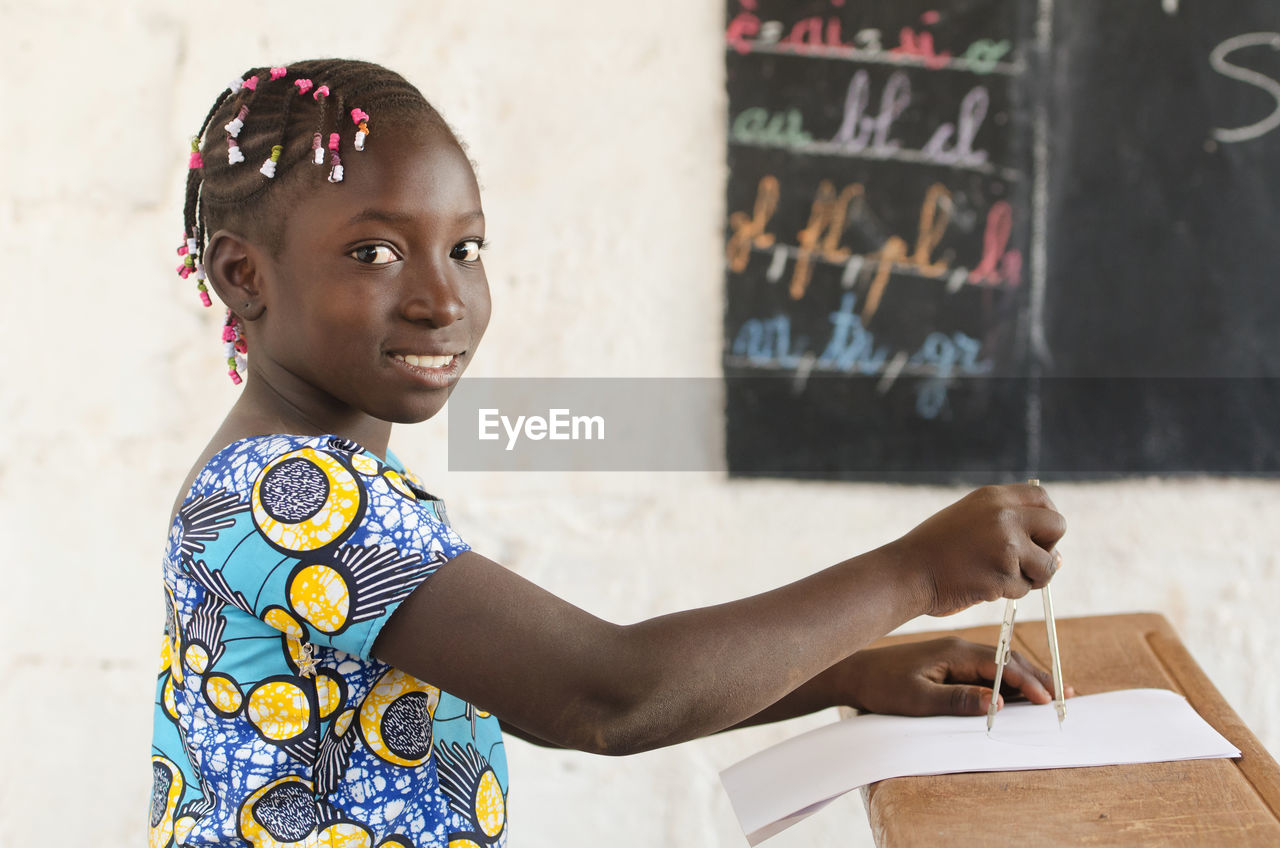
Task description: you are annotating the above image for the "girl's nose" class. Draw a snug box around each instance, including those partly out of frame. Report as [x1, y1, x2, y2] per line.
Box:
[401, 270, 466, 327]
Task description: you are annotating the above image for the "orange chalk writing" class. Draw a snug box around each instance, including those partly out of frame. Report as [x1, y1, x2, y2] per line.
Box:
[791, 181, 863, 300]
[726, 176, 779, 273]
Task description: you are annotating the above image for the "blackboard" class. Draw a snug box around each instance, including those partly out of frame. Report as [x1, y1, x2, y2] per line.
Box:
[722, 0, 1280, 481]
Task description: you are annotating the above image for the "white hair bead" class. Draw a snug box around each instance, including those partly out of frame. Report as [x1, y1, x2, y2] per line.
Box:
[260, 159, 278, 178]
[354, 131, 367, 151]
[225, 117, 244, 136]
[228, 144, 245, 165]
[314, 147, 325, 165]
[328, 165, 344, 183]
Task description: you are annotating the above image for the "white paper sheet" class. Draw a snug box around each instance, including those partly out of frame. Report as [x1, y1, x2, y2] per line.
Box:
[719, 688, 1240, 845]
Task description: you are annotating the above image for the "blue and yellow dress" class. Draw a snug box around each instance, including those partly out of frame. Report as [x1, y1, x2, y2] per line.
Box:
[150, 434, 507, 847]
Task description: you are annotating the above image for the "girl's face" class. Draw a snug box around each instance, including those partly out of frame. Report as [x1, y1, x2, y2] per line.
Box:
[248, 116, 491, 431]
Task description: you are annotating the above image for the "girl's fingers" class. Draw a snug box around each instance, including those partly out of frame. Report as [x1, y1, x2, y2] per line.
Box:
[993, 649, 1055, 703]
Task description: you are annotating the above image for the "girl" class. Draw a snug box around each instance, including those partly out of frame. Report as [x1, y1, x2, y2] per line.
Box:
[152, 58, 1066, 847]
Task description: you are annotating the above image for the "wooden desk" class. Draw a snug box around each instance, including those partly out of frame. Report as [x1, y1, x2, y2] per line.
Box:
[858, 613, 1280, 846]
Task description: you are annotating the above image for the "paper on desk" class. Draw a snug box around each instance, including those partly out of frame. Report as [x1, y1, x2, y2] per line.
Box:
[720, 688, 1240, 845]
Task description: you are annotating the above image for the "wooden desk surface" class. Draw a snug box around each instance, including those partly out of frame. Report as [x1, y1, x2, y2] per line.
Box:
[859, 613, 1280, 846]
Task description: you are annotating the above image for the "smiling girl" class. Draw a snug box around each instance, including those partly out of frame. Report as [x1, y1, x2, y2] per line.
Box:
[151, 58, 1066, 847]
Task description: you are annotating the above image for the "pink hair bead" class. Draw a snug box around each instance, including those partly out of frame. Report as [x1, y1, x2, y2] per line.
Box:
[243, 75, 259, 91]
[199, 291, 213, 307]
[177, 244, 188, 256]
[177, 264, 192, 278]
[228, 369, 243, 385]
[188, 151, 203, 169]
[350, 108, 369, 125]
[313, 84, 330, 100]
[295, 78, 313, 95]
[270, 66, 288, 80]
[222, 326, 236, 342]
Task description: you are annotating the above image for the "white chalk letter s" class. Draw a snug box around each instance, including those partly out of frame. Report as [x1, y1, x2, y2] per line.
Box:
[1210, 32, 1280, 144]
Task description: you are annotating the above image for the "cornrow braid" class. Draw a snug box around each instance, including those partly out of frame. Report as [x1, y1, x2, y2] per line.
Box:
[175, 59, 450, 384]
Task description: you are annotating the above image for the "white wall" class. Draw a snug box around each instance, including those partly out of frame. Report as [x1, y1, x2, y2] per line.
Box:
[2, 3, 1277, 846]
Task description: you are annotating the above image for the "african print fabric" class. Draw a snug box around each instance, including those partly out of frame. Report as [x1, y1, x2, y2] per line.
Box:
[150, 434, 508, 847]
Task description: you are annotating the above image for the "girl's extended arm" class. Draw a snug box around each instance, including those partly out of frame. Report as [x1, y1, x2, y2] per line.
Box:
[373, 484, 1064, 756]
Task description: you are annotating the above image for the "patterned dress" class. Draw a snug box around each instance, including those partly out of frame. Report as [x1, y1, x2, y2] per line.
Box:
[150, 434, 508, 847]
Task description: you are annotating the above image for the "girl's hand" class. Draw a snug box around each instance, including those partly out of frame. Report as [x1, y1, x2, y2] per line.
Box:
[893, 484, 1066, 617]
[833, 637, 1074, 717]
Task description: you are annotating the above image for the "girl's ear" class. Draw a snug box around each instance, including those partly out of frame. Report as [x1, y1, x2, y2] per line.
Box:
[204, 230, 267, 320]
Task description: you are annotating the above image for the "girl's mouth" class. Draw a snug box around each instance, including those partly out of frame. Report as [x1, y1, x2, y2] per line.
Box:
[389, 352, 463, 386]
[392, 353, 458, 369]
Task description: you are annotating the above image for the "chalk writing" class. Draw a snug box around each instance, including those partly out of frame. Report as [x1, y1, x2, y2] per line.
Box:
[726, 175, 779, 273]
[724, 0, 1037, 450]
[892, 27, 952, 70]
[829, 70, 992, 169]
[731, 107, 812, 146]
[725, 2, 1019, 76]
[1209, 32, 1280, 144]
[727, 179, 1019, 314]
[728, 293, 993, 418]
[968, 201, 1022, 287]
[792, 180, 862, 299]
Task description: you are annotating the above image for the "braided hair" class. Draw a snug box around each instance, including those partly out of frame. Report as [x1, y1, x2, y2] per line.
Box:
[176, 59, 449, 383]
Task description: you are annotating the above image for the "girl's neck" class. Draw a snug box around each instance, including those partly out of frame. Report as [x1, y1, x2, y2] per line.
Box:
[223, 376, 394, 458]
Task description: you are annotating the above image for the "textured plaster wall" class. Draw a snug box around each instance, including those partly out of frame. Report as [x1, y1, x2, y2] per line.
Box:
[2, 2, 1277, 846]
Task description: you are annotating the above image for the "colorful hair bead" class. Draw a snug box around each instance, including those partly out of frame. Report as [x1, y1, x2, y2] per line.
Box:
[260, 144, 283, 178]
[188, 137, 203, 170]
[229, 76, 245, 93]
[295, 78, 313, 96]
[227, 134, 245, 164]
[327, 132, 343, 183]
[313, 84, 330, 101]
[351, 108, 370, 151]
[222, 311, 246, 385]
[195, 267, 211, 307]
[225, 105, 249, 138]
[242, 75, 259, 91]
[270, 66, 288, 80]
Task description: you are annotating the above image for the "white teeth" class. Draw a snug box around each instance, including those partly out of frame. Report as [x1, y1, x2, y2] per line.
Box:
[394, 353, 454, 368]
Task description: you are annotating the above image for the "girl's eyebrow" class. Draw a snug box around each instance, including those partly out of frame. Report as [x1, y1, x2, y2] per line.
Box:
[346, 209, 414, 226]
[346, 208, 486, 226]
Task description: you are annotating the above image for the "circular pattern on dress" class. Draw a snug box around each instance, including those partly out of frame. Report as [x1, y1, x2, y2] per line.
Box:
[204, 672, 244, 716]
[474, 769, 506, 838]
[287, 563, 351, 633]
[184, 642, 210, 674]
[252, 449, 364, 553]
[238, 777, 317, 848]
[358, 668, 439, 767]
[161, 674, 179, 722]
[350, 453, 381, 476]
[245, 678, 311, 742]
[316, 822, 373, 848]
[149, 756, 183, 848]
[315, 671, 346, 719]
[383, 470, 414, 499]
[263, 606, 307, 639]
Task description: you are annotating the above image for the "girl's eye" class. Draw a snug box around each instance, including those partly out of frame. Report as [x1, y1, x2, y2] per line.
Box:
[350, 244, 399, 265]
[451, 239, 487, 263]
